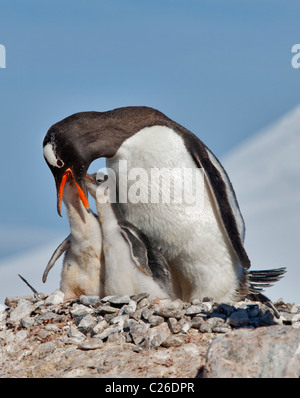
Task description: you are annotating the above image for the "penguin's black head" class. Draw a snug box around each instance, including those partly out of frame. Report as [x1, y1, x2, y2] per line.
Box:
[43, 107, 171, 216]
[43, 116, 92, 216]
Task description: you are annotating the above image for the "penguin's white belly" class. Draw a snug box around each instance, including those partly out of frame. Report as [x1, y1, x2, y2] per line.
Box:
[107, 126, 241, 302]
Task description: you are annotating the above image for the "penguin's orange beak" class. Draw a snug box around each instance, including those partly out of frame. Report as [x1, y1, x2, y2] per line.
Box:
[58, 168, 90, 215]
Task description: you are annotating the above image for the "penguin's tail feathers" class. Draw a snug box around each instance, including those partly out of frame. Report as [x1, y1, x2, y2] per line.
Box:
[247, 267, 286, 294]
[239, 267, 286, 318]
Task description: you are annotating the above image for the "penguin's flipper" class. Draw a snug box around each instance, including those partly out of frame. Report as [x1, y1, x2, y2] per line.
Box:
[42, 235, 71, 283]
[185, 135, 251, 269]
[120, 225, 153, 277]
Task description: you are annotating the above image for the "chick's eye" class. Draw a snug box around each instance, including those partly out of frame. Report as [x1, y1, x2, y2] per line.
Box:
[56, 159, 64, 167]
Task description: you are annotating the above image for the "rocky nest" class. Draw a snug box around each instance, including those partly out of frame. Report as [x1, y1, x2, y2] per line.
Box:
[1, 291, 300, 378]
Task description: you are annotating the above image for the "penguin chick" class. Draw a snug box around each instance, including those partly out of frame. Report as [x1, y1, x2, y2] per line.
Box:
[42, 172, 104, 299]
[85, 172, 174, 300]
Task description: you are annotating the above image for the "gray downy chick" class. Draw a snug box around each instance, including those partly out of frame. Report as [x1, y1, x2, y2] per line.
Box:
[43, 172, 104, 299]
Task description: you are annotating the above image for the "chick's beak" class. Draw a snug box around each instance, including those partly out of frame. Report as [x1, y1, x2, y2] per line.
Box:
[57, 168, 90, 216]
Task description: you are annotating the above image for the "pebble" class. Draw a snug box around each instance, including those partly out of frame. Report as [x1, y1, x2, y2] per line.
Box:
[70, 304, 94, 318]
[154, 299, 184, 319]
[44, 290, 64, 306]
[9, 299, 34, 324]
[78, 337, 104, 350]
[4, 296, 34, 308]
[67, 325, 86, 343]
[2, 291, 300, 352]
[93, 319, 109, 335]
[79, 295, 101, 307]
[96, 304, 119, 315]
[20, 316, 35, 329]
[185, 305, 205, 316]
[107, 295, 131, 306]
[77, 314, 98, 335]
[148, 314, 164, 327]
[119, 300, 137, 316]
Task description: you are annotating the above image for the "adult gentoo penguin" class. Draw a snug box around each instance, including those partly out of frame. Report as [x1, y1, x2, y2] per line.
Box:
[42, 170, 104, 299]
[43, 106, 285, 303]
[85, 172, 174, 300]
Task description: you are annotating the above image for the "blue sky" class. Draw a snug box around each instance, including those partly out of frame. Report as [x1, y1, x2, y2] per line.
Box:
[0, 0, 300, 258]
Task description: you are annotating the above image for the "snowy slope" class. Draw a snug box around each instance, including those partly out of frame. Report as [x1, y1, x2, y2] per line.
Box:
[0, 238, 64, 307]
[222, 105, 300, 303]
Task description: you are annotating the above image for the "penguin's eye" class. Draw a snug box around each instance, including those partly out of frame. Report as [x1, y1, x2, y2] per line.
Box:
[56, 159, 64, 168]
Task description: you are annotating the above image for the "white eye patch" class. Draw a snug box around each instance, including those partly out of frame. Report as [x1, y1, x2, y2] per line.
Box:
[43, 142, 64, 168]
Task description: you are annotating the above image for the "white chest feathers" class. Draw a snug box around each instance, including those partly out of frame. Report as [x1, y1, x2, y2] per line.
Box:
[107, 125, 242, 302]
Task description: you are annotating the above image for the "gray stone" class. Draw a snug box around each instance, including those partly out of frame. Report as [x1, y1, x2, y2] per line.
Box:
[148, 314, 164, 327]
[77, 314, 98, 335]
[167, 317, 181, 334]
[212, 325, 231, 333]
[185, 305, 204, 316]
[96, 304, 120, 315]
[0, 309, 7, 331]
[93, 319, 109, 335]
[280, 312, 300, 325]
[4, 296, 34, 308]
[131, 308, 143, 321]
[37, 329, 52, 341]
[9, 299, 34, 324]
[136, 297, 149, 309]
[20, 315, 35, 329]
[37, 341, 57, 358]
[190, 316, 206, 329]
[109, 314, 128, 331]
[161, 335, 184, 348]
[141, 307, 152, 321]
[191, 299, 202, 305]
[67, 325, 86, 342]
[154, 299, 184, 319]
[107, 295, 131, 306]
[95, 325, 120, 340]
[34, 311, 64, 325]
[141, 324, 170, 349]
[126, 319, 150, 345]
[119, 300, 137, 316]
[199, 323, 212, 333]
[78, 337, 104, 350]
[131, 293, 149, 303]
[44, 290, 64, 306]
[179, 319, 191, 334]
[107, 332, 126, 344]
[70, 304, 94, 318]
[207, 316, 226, 329]
[201, 302, 213, 312]
[45, 324, 59, 332]
[203, 325, 300, 378]
[79, 295, 101, 307]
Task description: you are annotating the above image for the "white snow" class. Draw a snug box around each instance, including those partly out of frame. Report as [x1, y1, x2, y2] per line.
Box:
[222, 105, 300, 303]
[0, 238, 64, 306]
